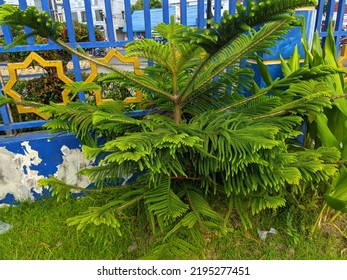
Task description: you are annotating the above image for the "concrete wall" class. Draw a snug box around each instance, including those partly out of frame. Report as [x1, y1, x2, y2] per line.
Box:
[0, 131, 93, 206]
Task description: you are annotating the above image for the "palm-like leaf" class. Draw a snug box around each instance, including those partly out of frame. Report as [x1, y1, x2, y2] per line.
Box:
[144, 175, 189, 224]
[0, 5, 61, 42]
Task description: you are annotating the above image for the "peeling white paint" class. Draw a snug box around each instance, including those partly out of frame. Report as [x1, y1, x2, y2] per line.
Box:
[0, 141, 94, 203]
[54, 145, 94, 190]
[0, 142, 44, 201]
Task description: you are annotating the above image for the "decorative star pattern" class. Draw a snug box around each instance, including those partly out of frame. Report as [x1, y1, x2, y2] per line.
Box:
[85, 48, 143, 104]
[3, 49, 143, 120]
[3, 52, 73, 119]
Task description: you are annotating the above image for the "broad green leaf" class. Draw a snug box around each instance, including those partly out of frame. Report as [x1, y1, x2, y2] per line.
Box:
[323, 195, 347, 213]
[310, 32, 324, 67]
[315, 114, 340, 149]
[256, 56, 273, 87]
[280, 54, 293, 77]
[324, 23, 339, 68]
[187, 190, 224, 221]
[287, 45, 301, 72]
[145, 176, 189, 223]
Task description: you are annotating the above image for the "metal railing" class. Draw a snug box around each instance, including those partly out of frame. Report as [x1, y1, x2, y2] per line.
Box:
[0, 0, 342, 135]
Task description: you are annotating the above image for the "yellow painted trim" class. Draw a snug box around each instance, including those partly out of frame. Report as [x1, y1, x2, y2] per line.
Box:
[85, 48, 143, 104]
[247, 58, 305, 65]
[3, 52, 73, 120]
[295, 7, 316, 11]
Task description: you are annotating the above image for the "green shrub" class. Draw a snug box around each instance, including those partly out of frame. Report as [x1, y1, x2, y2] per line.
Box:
[1, 0, 344, 258]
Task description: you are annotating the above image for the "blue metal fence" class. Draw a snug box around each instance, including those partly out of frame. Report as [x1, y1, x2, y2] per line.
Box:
[0, 0, 343, 135]
[315, 0, 347, 47]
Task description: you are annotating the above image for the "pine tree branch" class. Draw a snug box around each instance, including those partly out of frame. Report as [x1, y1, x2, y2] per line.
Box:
[217, 82, 276, 113]
[181, 18, 291, 104]
[56, 39, 174, 100]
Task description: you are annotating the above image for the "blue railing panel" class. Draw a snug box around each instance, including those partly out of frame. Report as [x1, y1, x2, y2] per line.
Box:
[0, 0, 13, 45]
[163, 0, 170, 24]
[335, 0, 346, 46]
[197, 0, 205, 28]
[124, 0, 134, 41]
[84, 0, 97, 42]
[0, 0, 339, 135]
[19, 0, 35, 46]
[214, 0, 222, 23]
[105, 0, 116, 42]
[61, 0, 84, 98]
[144, 0, 151, 38]
[315, 0, 325, 31]
[229, 0, 236, 14]
[180, 0, 187, 25]
[315, 0, 347, 52]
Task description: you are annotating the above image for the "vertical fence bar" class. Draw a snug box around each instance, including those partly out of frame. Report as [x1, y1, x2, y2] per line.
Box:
[323, 0, 336, 32]
[335, 0, 346, 47]
[19, 0, 35, 45]
[105, 0, 116, 43]
[214, 0, 222, 23]
[63, 0, 85, 101]
[84, 0, 96, 42]
[197, 0, 205, 28]
[0, 0, 13, 47]
[62, 0, 77, 48]
[163, 0, 170, 24]
[124, 0, 134, 41]
[144, 0, 151, 38]
[229, 0, 236, 14]
[0, 87, 13, 135]
[315, 0, 325, 32]
[40, 0, 51, 14]
[180, 0, 187, 25]
[40, 0, 56, 45]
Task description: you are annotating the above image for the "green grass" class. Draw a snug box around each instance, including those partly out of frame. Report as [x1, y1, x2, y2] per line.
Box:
[0, 195, 346, 260]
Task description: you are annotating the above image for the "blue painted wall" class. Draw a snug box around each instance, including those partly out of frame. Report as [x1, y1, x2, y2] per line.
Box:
[0, 132, 88, 205]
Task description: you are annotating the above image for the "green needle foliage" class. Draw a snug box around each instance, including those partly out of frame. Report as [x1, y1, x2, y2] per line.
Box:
[0, 0, 344, 257]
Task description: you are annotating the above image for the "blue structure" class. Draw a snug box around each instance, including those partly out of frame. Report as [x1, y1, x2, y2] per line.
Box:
[0, 131, 87, 204]
[123, 4, 207, 36]
[123, 6, 177, 35]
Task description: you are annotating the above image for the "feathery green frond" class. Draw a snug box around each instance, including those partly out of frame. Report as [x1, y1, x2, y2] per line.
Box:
[38, 177, 85, 202]
[141, 236, 202, 260]
[126, 39, 174, 70]
[0, 4, 61, 41]
[62, 82, 101, 93]
[180, 18, 300, 101]
[40, 102, 98, 146]
[250, 195, 286, 215]
[0, 95, 12, 106]
[179, 0, 317, 54]
[144, 175, 189, 224]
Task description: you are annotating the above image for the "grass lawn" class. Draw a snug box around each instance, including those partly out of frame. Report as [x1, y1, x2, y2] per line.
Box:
[0, 194, 346, 260]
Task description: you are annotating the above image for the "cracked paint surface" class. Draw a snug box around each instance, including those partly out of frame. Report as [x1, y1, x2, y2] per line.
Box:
[0, 141, 44, 201]
[0, 141, 94, 202]
[54, 145, 94, 189]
